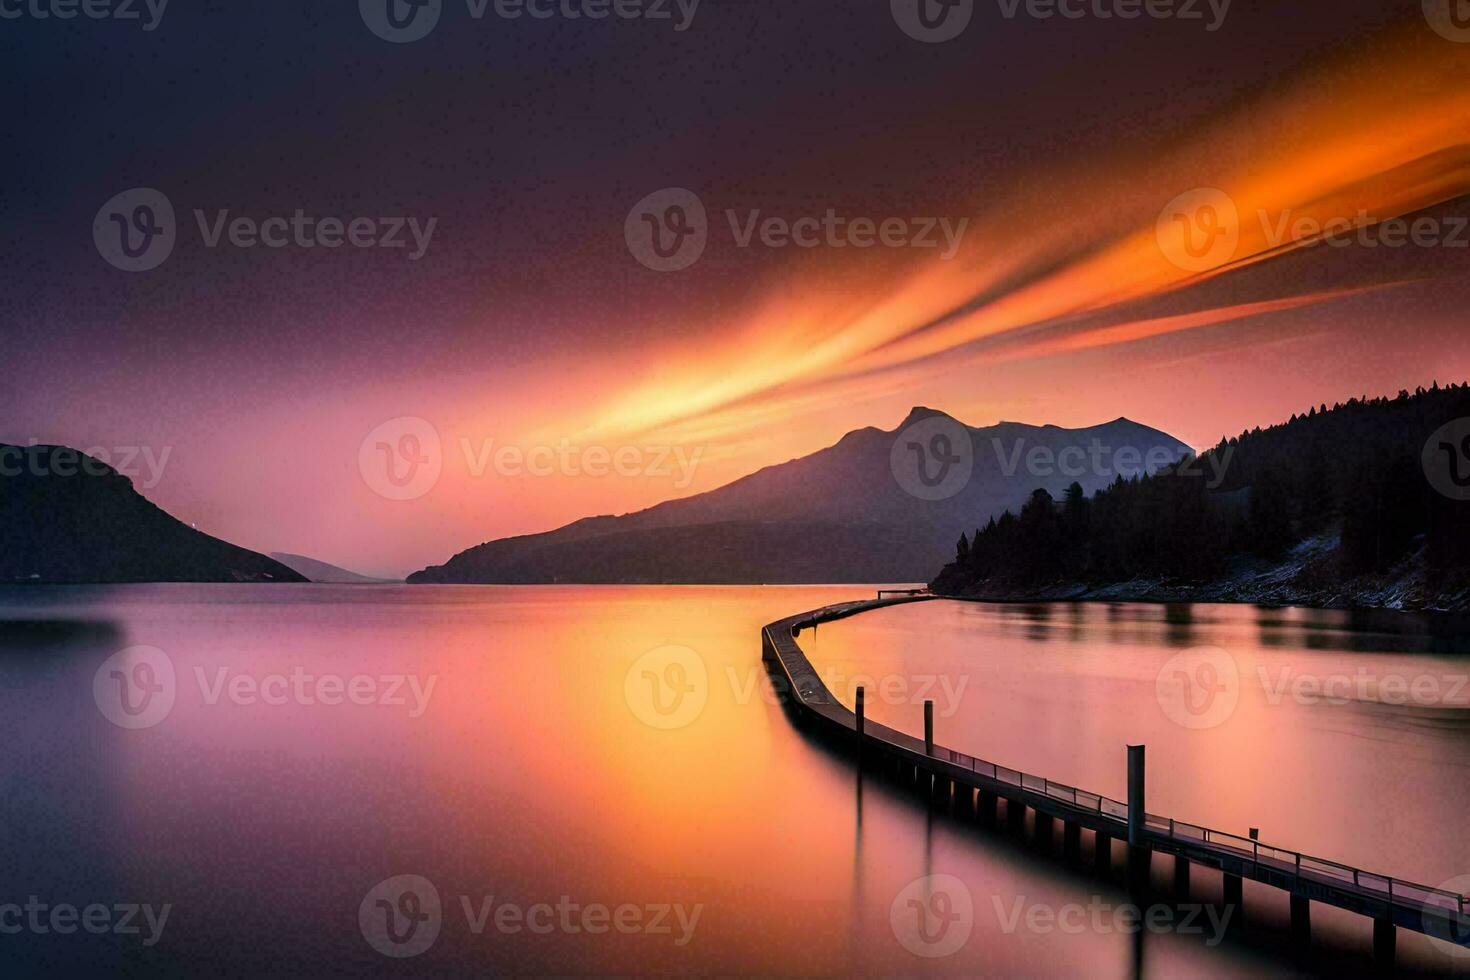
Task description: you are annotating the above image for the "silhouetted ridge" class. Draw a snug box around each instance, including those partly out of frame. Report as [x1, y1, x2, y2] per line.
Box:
[409, 409, 1192, 584]
[1, 445, 306, 584]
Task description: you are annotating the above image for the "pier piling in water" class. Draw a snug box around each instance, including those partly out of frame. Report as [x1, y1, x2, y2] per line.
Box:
[1126, 745, 1150, 888]
[978, 789, 997, 825]
[1063, 821, 1081, 862]
[1035, 811, 1054, 853]
[1373, 918, 1395, 966]
[1290, 894, 1310, 943]
[1223, 873, 1244, 930]
[924, 699, 934, 757]
[764, 598, 1470, 968]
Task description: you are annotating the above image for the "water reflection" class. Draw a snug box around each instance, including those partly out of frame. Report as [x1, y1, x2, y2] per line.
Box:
[0, 586, 1463, 975]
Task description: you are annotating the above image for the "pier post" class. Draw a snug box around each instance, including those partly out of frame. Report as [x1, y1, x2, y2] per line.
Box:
[1173, 855, 1190, 895]
[1095, 833, 1112, 874]
[1034, 812, 1054, 853]
[1373, 918, 1395, 966]
[855, 687, 865, 763]
[978, 789, 997, 825]
[1223, 873, 1243, 930]
[954, 784, 975, 819]
[1126, 744, 1145, 847]
[1289, 894, 1310, 943]
[924, 700, 934, 757]
[1063, 821, 1081, 862]
[1126, 745, 1150, 888]
[1006, 799, 1026, 835]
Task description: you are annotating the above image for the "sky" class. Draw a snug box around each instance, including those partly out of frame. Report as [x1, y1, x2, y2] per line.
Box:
[4, 0, 1470, 577]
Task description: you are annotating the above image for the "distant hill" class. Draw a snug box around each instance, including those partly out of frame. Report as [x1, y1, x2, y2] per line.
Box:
[270, 552, 398, 584]
[931, 384, 1470, 611]
[1, 445, 305, 584]
[409, 408, 1193, 584]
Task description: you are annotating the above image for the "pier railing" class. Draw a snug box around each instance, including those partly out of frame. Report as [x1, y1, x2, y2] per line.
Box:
[774, 599, 1470, 924]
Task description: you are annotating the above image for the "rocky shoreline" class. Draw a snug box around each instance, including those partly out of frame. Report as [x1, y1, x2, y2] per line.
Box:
[934, 536, 1470, 614]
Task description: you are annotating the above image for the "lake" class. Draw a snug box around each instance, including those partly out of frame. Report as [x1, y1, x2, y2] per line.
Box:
[1, 585, 1467, 976]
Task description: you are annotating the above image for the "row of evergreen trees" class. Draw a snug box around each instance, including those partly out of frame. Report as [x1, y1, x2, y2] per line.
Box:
[933, 384, 1470, 593]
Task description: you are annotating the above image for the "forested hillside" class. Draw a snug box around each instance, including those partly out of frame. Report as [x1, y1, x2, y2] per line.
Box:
[931, 384, 1470, 610]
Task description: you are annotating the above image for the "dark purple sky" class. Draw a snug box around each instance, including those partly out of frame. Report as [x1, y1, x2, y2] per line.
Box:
[5, 0, 1469, 575]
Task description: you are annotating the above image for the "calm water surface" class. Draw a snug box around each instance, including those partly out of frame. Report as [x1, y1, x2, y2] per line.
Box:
[1, 585, 1467, 977]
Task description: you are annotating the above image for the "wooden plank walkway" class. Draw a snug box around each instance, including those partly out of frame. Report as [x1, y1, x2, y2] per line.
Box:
[762, 595, 1470, 951]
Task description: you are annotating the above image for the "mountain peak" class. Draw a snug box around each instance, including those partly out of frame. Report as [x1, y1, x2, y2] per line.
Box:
[897, 406, 955, 428]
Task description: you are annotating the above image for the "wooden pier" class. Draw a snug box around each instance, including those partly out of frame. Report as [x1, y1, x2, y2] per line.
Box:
[762, 596, 1470, 965]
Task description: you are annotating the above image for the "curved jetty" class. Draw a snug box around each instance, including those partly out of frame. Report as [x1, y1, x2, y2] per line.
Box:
[762, 595, 1469, 965]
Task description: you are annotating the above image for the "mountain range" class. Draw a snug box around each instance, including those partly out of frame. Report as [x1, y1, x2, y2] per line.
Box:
[408, 408, 1193, 584]
[270, 552, 399, 584]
